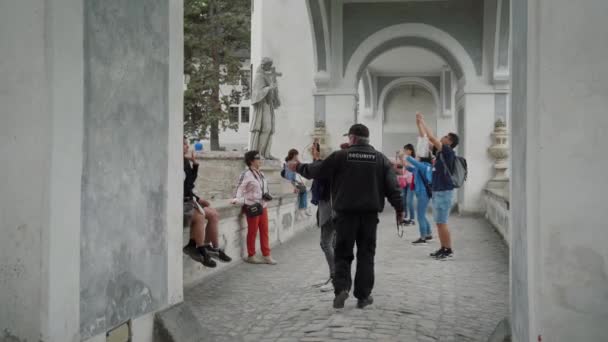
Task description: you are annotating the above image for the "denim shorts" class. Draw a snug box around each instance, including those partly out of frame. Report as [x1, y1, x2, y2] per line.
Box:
[432, 190, 454, 224]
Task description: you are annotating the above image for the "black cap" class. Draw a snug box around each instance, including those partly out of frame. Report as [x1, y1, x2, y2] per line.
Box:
[343, 124, 370, 138]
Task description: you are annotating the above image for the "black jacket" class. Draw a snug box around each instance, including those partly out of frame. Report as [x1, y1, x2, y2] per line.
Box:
[184, 159, 199, 199]
[296, 143, 403, 213]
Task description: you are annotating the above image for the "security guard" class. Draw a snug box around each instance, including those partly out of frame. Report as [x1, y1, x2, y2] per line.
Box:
[288, 124, 404, 309]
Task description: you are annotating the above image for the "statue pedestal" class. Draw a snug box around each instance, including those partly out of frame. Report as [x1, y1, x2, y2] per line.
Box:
[261, 159, 292, 196]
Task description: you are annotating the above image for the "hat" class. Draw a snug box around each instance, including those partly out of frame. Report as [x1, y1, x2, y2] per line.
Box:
[343, 124, 370, 138]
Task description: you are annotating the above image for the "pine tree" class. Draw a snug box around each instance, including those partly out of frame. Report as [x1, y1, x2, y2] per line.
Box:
[184, 0, 250, 150]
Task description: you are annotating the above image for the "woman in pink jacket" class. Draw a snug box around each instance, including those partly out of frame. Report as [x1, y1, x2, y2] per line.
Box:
[230, 150, 277, 265]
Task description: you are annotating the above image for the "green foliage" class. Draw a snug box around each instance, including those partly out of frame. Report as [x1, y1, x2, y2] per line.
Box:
[184, 0, 250, 149]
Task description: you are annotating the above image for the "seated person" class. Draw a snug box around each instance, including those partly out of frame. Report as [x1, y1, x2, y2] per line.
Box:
[182, 137, 232, 268]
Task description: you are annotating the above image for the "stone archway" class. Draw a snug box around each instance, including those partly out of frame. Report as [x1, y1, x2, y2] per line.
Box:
[342, 23, 480, 91]
[377, 77, 441, 123]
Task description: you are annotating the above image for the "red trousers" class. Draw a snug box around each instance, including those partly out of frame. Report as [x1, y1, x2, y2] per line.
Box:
[246, 207, 270, 257]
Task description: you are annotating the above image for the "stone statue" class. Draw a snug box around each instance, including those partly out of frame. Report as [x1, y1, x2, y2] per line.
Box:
[250, 57, 281, 159]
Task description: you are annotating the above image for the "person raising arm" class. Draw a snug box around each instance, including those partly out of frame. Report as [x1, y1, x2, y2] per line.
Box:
[415, 112, 460, 260]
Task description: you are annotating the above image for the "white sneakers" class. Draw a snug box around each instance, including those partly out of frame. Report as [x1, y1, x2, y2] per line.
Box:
[245, 255, 263, 264]
[262, 256, 278, 265]
[245, 255, 277, 265]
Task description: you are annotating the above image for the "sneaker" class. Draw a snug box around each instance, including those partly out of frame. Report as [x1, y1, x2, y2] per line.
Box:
[333, 290, 349, 309]
[202, 244, 219, 257]
[425, 235, 433, 241]
[357, 296, 374, 309]
[204, 245, 232, 263]
[430, 247, 446, 257]
[217, 249, 232, 262]
[262, 256, 278, 265]
[245, 255, 263, 264]
[196, 247, 217, 268]
[411, 238, 427, 245]
[319, 282, 334, 292]
[182, 240, 198, 261]
[435, 248, 454, 260]
[409, 220, 416, 226]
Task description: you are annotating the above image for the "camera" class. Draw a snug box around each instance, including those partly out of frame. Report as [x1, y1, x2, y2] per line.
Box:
[262, 193, 273, 201]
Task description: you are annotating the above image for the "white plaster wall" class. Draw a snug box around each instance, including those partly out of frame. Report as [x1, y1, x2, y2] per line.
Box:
[511, 1, 608, 341]
[251, 0, 316, 157]
[167, 0, 185, 309]
[0, 2, 48, 340]
[326, 94, 358, 148]
[0, 1, 83, 341]
[358, 80, 383, 149]
[382, 85, 437, 156]
[459, 93, 495, 213]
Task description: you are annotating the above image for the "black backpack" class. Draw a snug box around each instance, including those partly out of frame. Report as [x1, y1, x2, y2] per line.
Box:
[439, 152, 468, 188]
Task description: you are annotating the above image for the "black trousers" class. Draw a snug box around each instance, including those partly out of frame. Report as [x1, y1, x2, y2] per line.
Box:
[332, 212, 379, 300]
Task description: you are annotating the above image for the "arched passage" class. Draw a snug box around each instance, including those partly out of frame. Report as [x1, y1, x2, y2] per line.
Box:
[343, 23, 479, 91]
[377, 77, 441, 122]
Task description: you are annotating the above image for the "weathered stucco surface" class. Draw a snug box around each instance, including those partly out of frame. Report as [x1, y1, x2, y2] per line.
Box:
[80, 0, 170, 338]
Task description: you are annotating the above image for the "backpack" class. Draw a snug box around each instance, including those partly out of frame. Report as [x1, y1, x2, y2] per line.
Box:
[417, 167, 433, 199]
[439, 152, 468, 188]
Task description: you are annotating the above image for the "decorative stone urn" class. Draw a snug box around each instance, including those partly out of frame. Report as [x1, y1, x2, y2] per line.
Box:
[487, 119, 509, 190]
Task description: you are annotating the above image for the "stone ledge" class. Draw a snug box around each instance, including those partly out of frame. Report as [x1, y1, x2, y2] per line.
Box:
[154, 303, 210, 342]
[199, 193, 300, 221]
[183, 193, 316, 287]
[483, 188, 510, 245]
[194, 151, 243, 160]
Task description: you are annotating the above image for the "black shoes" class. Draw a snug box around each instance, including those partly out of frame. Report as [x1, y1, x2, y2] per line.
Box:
[333, 290, 349, 309]
[435, 248, 454, 260]
[430, 247, 444, 257]
[183, 240, 199, 260]
[182, 240, 217, 268]
[196, 247, 217, 267]
[412, 238, 427, 245]
[425, 235, 433, 241]
[430, 247, 454, 260]
[357, 296, 374, 309]
[204, 245, 232, 263]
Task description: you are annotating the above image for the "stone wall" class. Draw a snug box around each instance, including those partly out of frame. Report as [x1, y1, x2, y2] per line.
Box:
[483, 189, 509, 245]
[183, 194, 316, 287]
[79, 0, 183, 339]
[194, 152, 246, 200]
[194, 152, 298, 200]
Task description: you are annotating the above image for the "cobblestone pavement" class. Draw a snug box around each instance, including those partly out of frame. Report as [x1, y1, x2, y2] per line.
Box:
[185, 212, 509, 342]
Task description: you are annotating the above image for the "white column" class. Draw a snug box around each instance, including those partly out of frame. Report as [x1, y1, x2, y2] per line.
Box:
[324, 92, 358, 148]
[166, 0, 185, 306]
[440, 67, 454, 117]
[0, 1, 83, 341]
[458, 93, 495, 213]
[511, 0, 608, 341]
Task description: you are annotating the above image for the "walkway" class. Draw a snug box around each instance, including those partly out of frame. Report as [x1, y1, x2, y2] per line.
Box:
[184, 213, 508, 342]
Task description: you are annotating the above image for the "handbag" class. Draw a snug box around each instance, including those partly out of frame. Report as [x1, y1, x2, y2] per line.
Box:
[244, 202, 264, 218]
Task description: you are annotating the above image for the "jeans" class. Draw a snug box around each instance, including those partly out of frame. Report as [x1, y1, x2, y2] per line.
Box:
[406, 187, 416, 220]
[333, 212, 378, 300]
[415, 190, 432, 238]
[432, 190, 454, 224]
[298, 191, 308, 209]
[320, 221, 336, 278]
